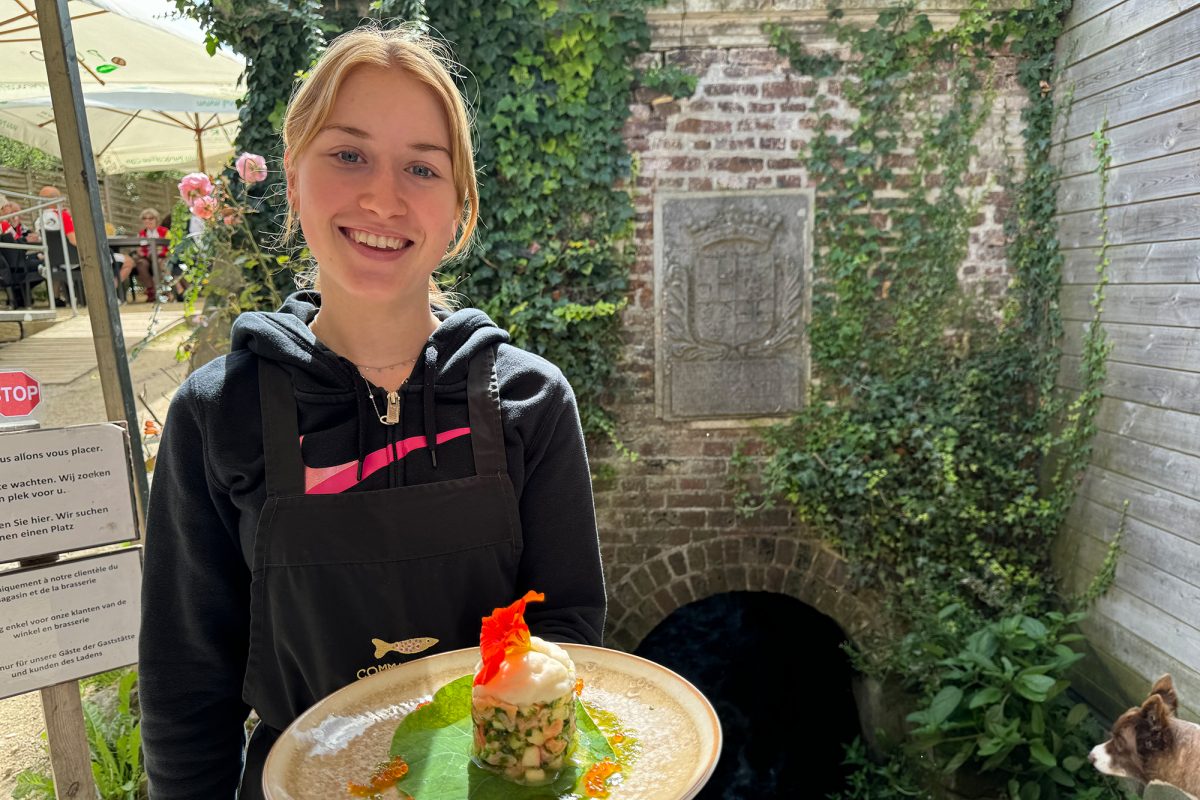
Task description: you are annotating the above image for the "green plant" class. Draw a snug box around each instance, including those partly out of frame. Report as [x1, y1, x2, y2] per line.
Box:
[742, 0, 1122, 794]
[906, 608, 1132, 800]
[12, 758, 55, 800]
[637, 64, 698, 100]
[84, 669, 143, 800]
[12, 669, 145, 800]
[0, 135, 60, 171]
[170, 157, 291, 362]
[426, 0, 647, 444]
[828, 737, 924, 799]
[763, 20, 840, 78]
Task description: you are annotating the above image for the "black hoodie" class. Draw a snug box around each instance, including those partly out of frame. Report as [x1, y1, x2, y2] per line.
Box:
[139, 291, 605, 799]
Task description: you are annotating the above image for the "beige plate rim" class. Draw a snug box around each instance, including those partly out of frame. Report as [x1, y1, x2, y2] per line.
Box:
[263, 643, 722, 800]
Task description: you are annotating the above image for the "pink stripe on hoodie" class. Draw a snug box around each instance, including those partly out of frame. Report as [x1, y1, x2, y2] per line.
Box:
[303, 427, 471, 494]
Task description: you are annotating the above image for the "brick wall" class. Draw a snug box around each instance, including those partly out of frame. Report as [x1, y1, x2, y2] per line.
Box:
[595, 2, 1026, 651]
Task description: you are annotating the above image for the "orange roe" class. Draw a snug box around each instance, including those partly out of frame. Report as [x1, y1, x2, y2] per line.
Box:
[574, 677, 585, 696]
[346, 755, 409, 797]
[583, 759, 621, 798]
[415, 700, 431, 710]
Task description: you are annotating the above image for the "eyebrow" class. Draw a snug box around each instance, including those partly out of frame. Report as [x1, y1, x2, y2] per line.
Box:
[318, 124, 451, 157]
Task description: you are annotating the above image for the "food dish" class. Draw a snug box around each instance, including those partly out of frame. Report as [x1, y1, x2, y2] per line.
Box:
[471, 637, 577, 785]
[263, 644, 721, 799]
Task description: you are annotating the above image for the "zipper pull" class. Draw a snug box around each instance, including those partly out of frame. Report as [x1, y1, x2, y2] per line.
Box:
[385, 390, 401, 425]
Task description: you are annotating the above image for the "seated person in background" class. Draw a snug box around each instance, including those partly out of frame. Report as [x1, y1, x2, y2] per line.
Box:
[120, 207, 165, 303]
[0, 195, 29, 240]
[28, 185, 76, 246]
[28, 185, 78, 304]
[0, 194, 43, 308]
[105, 221, 129, 299]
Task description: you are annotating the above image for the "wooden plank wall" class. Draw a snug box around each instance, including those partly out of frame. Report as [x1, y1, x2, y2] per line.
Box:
[0, 167, 179, 236]
[1052, 0, 1200, 723]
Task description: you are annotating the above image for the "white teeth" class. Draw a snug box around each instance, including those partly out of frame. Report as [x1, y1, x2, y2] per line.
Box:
[349, 229, 407, 251]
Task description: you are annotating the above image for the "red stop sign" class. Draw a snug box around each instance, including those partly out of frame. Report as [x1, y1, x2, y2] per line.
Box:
[0, 370, 41, 417]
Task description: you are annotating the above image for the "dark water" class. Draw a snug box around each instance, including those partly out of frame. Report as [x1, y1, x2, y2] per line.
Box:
[633, 591, 861, 800]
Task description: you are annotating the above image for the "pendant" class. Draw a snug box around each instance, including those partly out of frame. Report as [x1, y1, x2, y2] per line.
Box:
[385, 391, 401, 425]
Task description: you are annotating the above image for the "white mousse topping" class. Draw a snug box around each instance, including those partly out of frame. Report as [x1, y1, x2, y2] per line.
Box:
[473, 636, 575, 706]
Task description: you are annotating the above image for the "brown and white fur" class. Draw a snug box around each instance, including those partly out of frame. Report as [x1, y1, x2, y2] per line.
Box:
[1089, 674, 1200, 797]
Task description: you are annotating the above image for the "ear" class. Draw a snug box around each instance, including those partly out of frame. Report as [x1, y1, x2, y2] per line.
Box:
[1149, 674, 1178, 715]
[1137, 695, 1175, 755]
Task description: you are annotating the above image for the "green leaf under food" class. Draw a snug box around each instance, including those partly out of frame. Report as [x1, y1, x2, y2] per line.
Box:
[390, 675, 618, 799]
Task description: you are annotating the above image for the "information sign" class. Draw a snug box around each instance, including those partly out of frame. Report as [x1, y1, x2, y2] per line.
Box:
[0, 549, 142, 700]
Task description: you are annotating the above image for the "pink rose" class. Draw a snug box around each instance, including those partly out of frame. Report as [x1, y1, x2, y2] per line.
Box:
[221, 208, 241, 227]
[178, 172, 214, 203]
[190, 195, 218, 220]
[235, 152, 268, 184]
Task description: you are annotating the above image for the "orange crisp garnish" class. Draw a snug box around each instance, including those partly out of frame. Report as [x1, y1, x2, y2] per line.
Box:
[574, 678, 585, 696]
[583, 759, 621, 797]
[475, 590, 544, 686]
[347, 755, 409, 797]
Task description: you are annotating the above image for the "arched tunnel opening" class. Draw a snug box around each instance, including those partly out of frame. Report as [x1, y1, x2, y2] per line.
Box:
[633, 590, 862, 798]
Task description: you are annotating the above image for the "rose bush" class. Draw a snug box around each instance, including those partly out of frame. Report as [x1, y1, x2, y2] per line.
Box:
[172, 152, 297, 364]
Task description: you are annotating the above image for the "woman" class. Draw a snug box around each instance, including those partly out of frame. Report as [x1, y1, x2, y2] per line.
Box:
[123, 207, 167, 302]
[139, 24, 606, 800]
[0, 196, 45, 308]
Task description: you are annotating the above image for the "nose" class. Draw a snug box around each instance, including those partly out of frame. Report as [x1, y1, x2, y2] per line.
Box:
[359, 163, 408, 219]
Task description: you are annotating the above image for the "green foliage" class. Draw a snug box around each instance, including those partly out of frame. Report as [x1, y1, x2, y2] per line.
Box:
[745, 0, 1120, 795]
[0, 136, 60, 171]
[12, 761, 56, 800]
[13, 669, 145, 800]
[171, 0, 322, 298]
[902, 608, 1130, 800]
[747, 0, 1109, 622]
[763, 21, 840, 78]
[637, 64, 698, 100]
[423, 0, 646, 442]
[828, 738, 924, 799]
[388, 674, 615, 799]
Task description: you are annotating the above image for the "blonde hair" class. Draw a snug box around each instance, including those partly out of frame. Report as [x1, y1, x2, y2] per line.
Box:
[140, 208, 160, 222]
[281, 24, 477, 306]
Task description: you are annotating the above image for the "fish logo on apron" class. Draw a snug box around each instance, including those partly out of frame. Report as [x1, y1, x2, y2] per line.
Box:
[371, 637, 439, 659]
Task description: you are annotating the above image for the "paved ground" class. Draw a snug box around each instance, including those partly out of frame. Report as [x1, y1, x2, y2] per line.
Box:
[0, 302, 192, 797]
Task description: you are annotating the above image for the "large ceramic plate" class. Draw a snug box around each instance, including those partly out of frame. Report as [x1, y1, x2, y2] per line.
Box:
[263, 644, 721, 799]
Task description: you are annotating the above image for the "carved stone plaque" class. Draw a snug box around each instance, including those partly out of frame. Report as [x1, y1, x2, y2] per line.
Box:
[654, 191, 812, 420]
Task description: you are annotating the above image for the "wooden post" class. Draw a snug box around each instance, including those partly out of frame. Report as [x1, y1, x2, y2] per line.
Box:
[34, 0, 149, 529]
[39, 681, 94, 799]
[9, 417, 97, 800]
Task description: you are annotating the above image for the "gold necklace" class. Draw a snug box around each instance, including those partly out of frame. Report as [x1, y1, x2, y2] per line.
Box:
[362, 374, 403, 425]
[352, 354, 420, 372]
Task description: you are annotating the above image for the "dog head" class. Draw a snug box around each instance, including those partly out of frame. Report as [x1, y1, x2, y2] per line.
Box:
[1090, 674, 1196, 792]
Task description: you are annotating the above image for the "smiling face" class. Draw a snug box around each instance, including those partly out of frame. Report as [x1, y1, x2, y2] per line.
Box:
[286, 65, 460, 305]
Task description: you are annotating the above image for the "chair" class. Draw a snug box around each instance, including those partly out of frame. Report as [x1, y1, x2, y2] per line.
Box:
[0, 231, 44, 308]
[44, 234, 85, 306]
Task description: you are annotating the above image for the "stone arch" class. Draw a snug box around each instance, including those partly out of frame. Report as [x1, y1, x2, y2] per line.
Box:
[605, 533, 876, 652]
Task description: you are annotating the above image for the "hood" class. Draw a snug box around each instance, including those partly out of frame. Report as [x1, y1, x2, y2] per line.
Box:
[229, 290, 510, 477]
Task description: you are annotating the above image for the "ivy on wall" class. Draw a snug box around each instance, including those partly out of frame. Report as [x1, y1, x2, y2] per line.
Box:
[421, 0, 647, 443]
[748, 1, 1121, 796]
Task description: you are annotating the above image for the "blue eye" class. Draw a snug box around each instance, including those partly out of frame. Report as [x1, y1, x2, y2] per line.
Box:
[411, 165, 436, 178]
[336, 150, 362, 164]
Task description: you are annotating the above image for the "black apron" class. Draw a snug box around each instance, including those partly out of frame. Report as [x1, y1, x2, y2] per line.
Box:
[238, 347, 522, 798]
